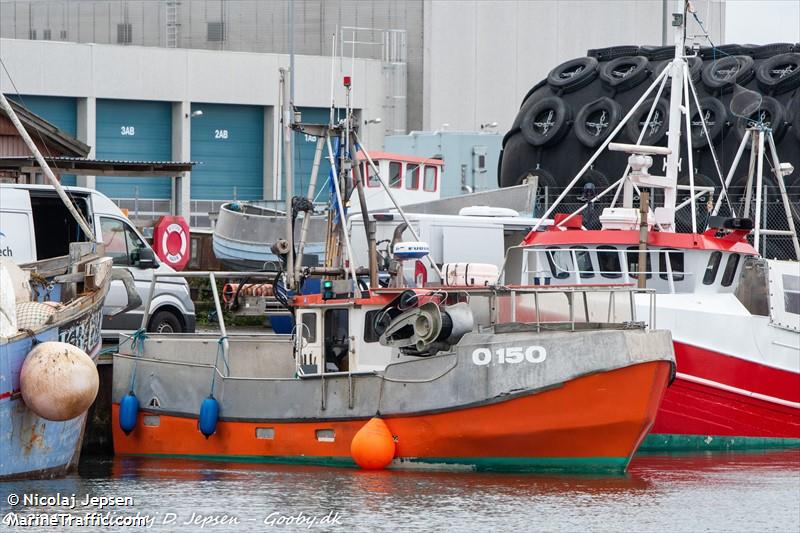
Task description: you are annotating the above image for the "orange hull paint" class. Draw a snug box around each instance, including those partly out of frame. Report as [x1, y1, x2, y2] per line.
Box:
[113, 361, 671, 465]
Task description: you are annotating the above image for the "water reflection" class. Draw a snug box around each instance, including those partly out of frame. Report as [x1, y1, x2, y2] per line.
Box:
[0, 450, 797, 532]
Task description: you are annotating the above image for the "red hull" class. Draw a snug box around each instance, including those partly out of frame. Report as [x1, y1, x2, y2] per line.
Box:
[652, 342, 800, 439]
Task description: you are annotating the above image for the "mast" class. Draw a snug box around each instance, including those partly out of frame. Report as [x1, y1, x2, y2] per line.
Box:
[0, 92, 96, 241]
[280, 68, 296, 290]
[661, 2, 687, 233]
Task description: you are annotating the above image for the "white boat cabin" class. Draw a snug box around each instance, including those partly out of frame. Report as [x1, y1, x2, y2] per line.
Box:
[354, 151, 442, 212]
[502, 225, 759, 295]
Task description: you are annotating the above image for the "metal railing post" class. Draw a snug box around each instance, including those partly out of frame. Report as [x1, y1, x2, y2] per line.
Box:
[208, 272, 230, 371]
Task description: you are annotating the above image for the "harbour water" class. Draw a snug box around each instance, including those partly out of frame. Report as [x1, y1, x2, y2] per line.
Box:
[1, 450, 798, 532]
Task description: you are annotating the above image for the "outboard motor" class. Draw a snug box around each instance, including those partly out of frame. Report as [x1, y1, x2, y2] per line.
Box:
[379, 302, 474, 356]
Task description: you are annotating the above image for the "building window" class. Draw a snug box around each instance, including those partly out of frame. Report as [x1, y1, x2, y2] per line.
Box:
[405, 164, 420, 190]
[42, 29, 52, 40]
[703, 251, 722, 285]
[60, 30, 68, 40]
[597, 246, 622, 278]
[29, 29, 37, 40]
[207, 21, 226, 42]
[117, 23, 132, 44]
[423, 166, 437, 192]
[388, 162, 402, 188]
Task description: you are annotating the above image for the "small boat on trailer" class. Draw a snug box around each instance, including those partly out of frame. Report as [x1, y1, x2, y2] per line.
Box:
[111, 70, 675, 474]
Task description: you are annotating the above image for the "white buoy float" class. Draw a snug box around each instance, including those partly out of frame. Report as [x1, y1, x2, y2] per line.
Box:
[20, 341, 99, 421]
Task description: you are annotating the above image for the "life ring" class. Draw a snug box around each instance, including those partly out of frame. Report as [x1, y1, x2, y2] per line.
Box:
[600, 56, 650, 92]
[689, 97, 729, 148]
[702, 55, 755, 93]
[574, 97, 622, 148]
[520, 96, 572, 147]
[756, 53, 800, 95]
[547, 57, 599, 94]
[154, 216, 191, 271]
[626, 97, 670, 145]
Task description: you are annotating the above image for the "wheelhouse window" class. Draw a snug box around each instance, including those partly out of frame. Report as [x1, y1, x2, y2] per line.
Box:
[389, 162, 402, 188]
[659, 249, 685, 281]
[626, 247, 652, 279]
[703, 251, 722, 285]
[572, 246, 595, 278]
[721, 253, 740, 287]
[301, 313, 317, 343]
[546, 247, 572, 279]
[423, 165, 437, 192]
[597, 246, 622, 278]
[784, 274, 800, 315]
[363, 163, 380, 188]
[405, 164, 420, 190]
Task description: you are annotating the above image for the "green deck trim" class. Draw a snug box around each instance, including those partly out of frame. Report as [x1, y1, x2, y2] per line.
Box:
[640, 433, 800, 451]
[124, 453, 629, 473]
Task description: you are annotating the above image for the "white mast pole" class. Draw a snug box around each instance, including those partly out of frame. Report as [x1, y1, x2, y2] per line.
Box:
[280, 68, 295, 290]
[662, 1, 687, 233]
[0, 92, 96, 241]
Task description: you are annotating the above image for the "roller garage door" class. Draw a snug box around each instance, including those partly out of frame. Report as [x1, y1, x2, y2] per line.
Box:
[95, 99, 172, 200]
[189, 103, 264, 200]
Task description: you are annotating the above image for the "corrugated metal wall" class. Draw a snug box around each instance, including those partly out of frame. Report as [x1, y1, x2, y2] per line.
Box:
[189, 102, 263, 200]
[95, 98, 172, 199]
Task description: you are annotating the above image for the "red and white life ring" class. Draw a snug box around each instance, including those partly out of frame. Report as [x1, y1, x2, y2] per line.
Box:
[154, 216, 190, 270]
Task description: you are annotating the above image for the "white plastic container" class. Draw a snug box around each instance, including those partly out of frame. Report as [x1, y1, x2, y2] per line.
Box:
[443, 263, 499, 286]
[599, 207, 654, 231]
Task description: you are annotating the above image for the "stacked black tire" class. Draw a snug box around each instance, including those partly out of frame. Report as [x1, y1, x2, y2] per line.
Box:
[500, 43, 800, 206]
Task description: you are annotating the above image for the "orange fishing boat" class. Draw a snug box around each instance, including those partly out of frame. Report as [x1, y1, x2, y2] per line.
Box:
[112, 283, 673, 473]
[111, 73, 674, 473]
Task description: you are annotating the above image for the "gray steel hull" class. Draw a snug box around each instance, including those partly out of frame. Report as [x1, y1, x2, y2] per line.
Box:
[112, 328, 675, 473]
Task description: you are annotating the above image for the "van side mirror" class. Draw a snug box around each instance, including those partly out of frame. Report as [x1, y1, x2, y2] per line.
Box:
[136, 247, 160, 269]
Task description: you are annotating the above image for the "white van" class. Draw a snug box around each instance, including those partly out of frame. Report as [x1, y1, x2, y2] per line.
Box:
[348, 209, 551, 284]
[0, 184, 195, 339]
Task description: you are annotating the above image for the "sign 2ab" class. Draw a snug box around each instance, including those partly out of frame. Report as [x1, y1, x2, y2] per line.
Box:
[472, 345, 547, 366]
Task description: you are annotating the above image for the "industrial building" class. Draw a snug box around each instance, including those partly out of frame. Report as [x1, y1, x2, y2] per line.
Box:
[0, 0, 793, 226]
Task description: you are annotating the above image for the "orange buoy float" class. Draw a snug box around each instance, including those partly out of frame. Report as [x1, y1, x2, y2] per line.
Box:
[350, 417, 396, 470]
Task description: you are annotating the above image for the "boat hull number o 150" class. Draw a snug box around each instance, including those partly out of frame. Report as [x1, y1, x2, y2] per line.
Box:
[472, 346, 547, 365]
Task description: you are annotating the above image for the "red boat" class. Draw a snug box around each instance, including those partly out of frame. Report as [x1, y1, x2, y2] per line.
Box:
[500, 20, 800, 450]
